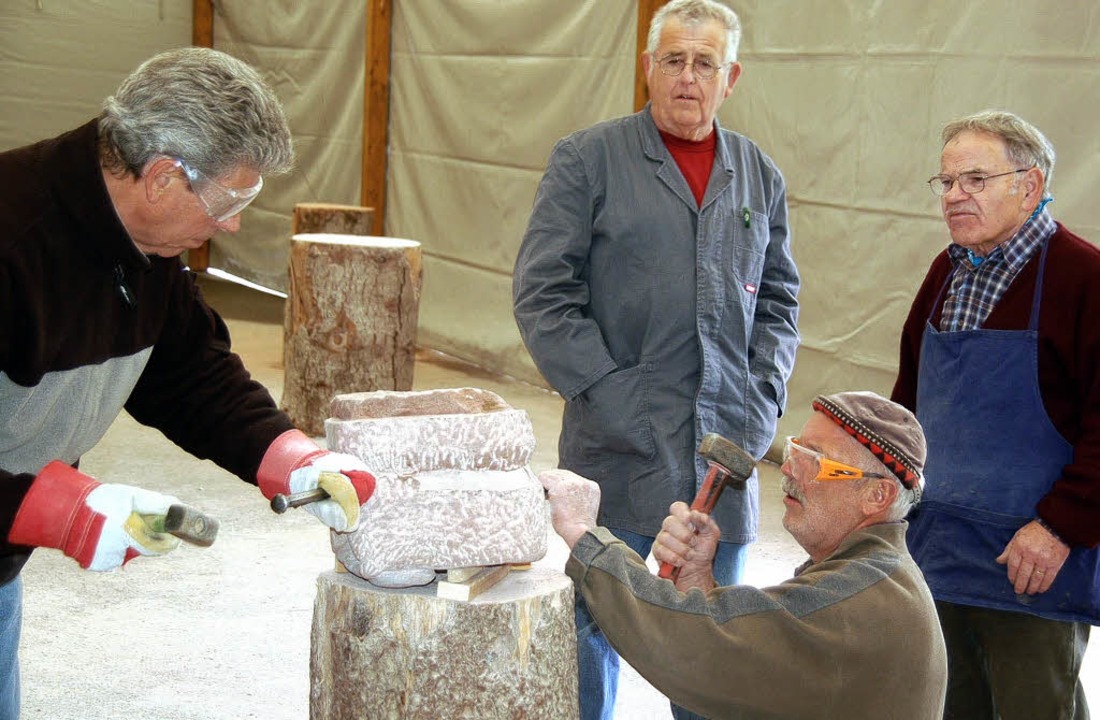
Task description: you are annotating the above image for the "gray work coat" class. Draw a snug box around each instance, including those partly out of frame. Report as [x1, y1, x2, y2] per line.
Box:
[513, 106, 799, 542]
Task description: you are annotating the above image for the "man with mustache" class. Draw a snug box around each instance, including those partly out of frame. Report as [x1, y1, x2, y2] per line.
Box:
[542, 391, 947, 719]
[893, 110, 1100, 719]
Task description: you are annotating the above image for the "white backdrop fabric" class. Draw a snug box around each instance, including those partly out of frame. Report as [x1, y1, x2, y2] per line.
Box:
[2, 0, 1099, 444]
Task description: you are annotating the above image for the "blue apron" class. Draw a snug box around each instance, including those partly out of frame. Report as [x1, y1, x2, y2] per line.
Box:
[907, 240, 1100, 623]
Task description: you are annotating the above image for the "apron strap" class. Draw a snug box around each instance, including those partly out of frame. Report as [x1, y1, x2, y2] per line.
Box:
[927, 238, 1053, 332]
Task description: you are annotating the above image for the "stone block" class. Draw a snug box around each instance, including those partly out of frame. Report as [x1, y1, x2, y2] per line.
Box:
[324, 388, 547, 586]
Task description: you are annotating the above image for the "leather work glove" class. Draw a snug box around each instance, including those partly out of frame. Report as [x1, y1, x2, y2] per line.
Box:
[257, 430, 376, 532]
[8, 460, 182, 571]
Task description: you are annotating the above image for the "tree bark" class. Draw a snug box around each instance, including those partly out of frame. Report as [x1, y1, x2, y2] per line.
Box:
[292, 203, 375, 236]
[282, 233, 422, 436]
[310, 567, 579, 720]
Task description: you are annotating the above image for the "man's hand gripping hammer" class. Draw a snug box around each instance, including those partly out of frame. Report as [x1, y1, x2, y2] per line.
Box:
[657, 433, 756, 582]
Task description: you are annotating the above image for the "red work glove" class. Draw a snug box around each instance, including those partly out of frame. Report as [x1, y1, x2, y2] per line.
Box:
[257, 430, 376, 532]
[8, 461, 182, 571]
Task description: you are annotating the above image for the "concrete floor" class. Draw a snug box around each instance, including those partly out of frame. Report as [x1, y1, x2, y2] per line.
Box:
[17, 276, 1099, 718]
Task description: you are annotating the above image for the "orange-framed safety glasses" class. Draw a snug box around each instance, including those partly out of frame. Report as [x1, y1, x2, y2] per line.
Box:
[783, 436, 889, 482]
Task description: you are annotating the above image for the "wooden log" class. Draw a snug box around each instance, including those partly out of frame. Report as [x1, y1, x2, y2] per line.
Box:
[282, 233, 422, 436]
[310, 567, 579, 720]
[292, 202, 375, 236]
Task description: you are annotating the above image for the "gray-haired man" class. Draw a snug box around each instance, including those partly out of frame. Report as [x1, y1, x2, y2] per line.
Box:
[894, 109, 1100, 719]
[543, 392, 947, 719]
[0, 48, 375, 719]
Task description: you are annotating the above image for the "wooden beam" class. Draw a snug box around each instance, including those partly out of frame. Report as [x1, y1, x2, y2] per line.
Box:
[192, 0, 214, 48]
[634, 0, 664, 112]
[362, 0, 393, 236]
[189, 0, 215, 271]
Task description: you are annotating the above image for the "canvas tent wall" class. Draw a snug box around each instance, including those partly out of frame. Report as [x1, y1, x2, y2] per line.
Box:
[3, 0, 1098, 445]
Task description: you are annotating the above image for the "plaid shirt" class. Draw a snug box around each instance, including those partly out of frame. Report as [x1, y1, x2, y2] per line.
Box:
[940, 208, 1056, 332]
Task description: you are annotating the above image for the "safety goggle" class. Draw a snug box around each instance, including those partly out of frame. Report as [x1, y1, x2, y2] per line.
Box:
[174, 158, 263, 222]
[783, 436, 888, 482]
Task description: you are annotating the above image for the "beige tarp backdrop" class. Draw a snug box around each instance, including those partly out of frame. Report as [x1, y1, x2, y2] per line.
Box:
[208, 1, 366, 290]
[3, 1, 1099, 446]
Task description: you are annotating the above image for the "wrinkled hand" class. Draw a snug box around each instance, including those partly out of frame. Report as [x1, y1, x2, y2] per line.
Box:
[995, 520, 1070, 595]
[653, 502, 720, 592]
[8, 460, 182, 571]
[539, 469, 600, 549]
[288, 452, 376, 532]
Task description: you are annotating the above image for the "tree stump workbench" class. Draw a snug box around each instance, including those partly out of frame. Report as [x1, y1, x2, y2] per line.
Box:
[310, 566, 579, 719]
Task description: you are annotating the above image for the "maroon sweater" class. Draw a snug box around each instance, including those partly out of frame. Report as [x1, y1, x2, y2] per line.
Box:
[892, 224, 1100, 548]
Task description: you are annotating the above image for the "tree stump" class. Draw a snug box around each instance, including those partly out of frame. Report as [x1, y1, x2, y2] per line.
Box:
[310, 567, 578, 720]
[292, 202, 375, 236]
[282, 233, 423, 436]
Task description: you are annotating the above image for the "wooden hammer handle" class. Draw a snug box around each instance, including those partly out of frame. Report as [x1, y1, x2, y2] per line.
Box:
[658, 462, 731, 581]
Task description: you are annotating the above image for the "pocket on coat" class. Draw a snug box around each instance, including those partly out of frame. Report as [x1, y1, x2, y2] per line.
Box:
[573, 363, 656, 460]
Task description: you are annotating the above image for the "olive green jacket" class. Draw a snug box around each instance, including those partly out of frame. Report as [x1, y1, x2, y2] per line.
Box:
[568, 522, 947, 719]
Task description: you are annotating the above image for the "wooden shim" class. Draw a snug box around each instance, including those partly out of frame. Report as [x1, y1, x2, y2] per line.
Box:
[437, 565, 510, 601]
[444, 566, 485, 584]
[282, 233, 423, 436]
[292, 203, 375, 236]
[311, 567, 579, 719]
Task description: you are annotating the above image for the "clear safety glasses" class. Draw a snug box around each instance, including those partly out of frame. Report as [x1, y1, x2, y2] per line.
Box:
[783, 436, 888, 482]
[174, 158, 264, 222]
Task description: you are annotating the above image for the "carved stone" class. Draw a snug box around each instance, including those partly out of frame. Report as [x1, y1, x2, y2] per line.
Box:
[329, 387, 512, 418]
[325, 408, 535, 474]
[331, 467, 547, 581]
[325, 388, 548, 586]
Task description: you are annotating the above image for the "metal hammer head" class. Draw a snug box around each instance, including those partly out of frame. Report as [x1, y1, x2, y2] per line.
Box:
[698, 433, 756, 482]
[163, 504, 220, 547]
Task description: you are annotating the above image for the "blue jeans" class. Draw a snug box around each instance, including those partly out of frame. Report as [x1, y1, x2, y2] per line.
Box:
[0, 575, 22, 720]
[576, 529, 746, 720]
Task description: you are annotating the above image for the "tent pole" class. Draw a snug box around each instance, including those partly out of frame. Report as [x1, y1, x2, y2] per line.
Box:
[635, 0, 663, 112]
[361, 0, 393, 236]
[189, 0, 215, 272]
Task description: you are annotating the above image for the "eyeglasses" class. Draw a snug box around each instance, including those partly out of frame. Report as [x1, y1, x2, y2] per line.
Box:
[174, 158, 264, 222]
[783, 437, 888, 482]
[927, 168, 1029, 197]
[656, 54, 725, 81]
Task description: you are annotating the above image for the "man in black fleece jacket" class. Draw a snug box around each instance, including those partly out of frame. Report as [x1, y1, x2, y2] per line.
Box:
[0, 48, 375, 719]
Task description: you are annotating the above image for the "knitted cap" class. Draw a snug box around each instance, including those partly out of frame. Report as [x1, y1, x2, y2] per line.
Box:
[811, 391, 926, 491]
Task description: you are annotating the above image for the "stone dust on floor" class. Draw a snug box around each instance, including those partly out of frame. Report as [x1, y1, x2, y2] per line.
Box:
[15, 276, 1098, 719]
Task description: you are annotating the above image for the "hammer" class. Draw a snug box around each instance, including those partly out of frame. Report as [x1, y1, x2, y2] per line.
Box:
[657, 433, 756, 582]
[135, 504, 220, 547]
